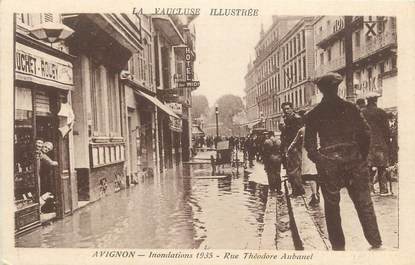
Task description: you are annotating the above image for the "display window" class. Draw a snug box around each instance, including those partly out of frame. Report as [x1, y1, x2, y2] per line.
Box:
[14, 87, 37, 208]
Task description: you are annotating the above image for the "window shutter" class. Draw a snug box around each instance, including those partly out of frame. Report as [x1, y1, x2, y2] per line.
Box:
[43, 13, 54, 23]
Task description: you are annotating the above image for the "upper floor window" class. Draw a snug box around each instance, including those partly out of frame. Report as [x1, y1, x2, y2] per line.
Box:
[355, 31, 361, 47]
[327, 48, 332, 62]
[302, 30, 306, 49]
[16, 13, 59, 27]
[293, 37, 297, 55]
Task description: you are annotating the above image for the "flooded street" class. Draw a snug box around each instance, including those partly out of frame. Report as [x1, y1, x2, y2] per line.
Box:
[15, 152, 398, 251]
[16, 162, 282, 249]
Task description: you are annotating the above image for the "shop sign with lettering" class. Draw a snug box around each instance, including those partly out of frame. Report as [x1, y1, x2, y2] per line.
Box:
[166, 102, 183, 115]
[169, 116, 183, 132]
[177, 80, 200, 88]
[332, 18, 344, 34]
[185, 47, 195, 81]
[15, 42, 73, 89]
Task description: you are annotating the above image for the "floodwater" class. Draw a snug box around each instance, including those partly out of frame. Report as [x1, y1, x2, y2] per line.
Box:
[16, 163, 281, 249]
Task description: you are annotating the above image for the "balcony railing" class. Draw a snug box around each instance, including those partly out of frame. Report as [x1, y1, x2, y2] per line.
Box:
[353, 31, 397, 62]
[315, 56, 345, 77]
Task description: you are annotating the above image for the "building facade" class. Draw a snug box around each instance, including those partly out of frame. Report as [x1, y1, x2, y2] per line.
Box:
[246, 16, 315, 132]
[244, 15, 397, 134]
[244, 59, 258, 129]
[312, 16, 397, 111]
[62, 14, 142, 205]
[14, 13, 76, 233]
[14, 13, 198, 234]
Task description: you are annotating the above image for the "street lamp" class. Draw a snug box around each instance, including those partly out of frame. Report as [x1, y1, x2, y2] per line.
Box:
[215, 105, 219, 148]
[29, 22, 74, 47]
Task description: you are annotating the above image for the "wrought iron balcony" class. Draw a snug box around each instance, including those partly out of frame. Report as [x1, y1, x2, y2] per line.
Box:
[353, 31, 397, 62]
[315, 56, 346, 77]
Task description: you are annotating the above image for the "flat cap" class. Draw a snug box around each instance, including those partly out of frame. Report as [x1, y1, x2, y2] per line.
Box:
[313, 72, 343, 88]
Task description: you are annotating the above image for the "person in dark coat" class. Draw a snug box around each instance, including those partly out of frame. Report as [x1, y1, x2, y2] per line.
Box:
[263, 131, 283, 194]
[362, 92, 391, 195]
[245, 135, 255, 168]
[304, 72, 382, 250]
[280, 102, 305, 197]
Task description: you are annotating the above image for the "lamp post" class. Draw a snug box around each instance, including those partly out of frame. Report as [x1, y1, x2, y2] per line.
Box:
[215, 105, 219, 148]
[259, 111, 265, 128]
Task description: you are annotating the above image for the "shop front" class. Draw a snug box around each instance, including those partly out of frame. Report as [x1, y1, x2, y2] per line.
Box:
[124, 83, 158, 185]
[14, 35, 75, 234]
[62, 13, 143, 204]
[132, 90, 181, 172]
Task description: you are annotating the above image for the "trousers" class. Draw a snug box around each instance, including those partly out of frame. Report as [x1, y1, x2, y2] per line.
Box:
[264, 159, 282, 192]
[317, 159, 382, 250]
[286, 149, 305, 195]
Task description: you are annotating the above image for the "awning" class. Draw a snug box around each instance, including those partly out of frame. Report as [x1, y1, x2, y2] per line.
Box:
[135, 90, 180, 119]
[152, 16, 185, 46]
[192, 125, 205, 136]
[247, 120, 261, 129]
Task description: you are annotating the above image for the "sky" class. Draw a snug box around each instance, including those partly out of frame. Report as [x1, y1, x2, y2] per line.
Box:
[192, 15, 273, 108]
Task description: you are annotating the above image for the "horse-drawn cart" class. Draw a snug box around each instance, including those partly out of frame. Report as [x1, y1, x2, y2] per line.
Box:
[210, 141, 242, 175]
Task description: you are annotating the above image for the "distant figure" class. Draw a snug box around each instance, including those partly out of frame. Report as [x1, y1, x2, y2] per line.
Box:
[304, 72, 382, 250]
[362, 92, 391, 195]
[245, 135, 255, 168]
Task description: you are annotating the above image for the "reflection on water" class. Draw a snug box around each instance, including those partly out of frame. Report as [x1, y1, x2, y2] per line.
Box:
[16, 163, 273, 249]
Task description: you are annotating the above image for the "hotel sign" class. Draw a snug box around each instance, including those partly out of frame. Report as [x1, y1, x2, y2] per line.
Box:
[185, 47, 195, 81]
[15, 42, 73, 90]
[177, 80, 200, 88]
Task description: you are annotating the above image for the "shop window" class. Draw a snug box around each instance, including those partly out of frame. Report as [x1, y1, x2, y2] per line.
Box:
[320, 53, 324, 65]
[14, 87, 39, 229]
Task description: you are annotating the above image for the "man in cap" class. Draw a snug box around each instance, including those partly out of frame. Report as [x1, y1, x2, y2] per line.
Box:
[280, 102, 305, 197]
[362, 92, 391, 195]
[304, 72, 382, 250]
[356, 98, 366, 111]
